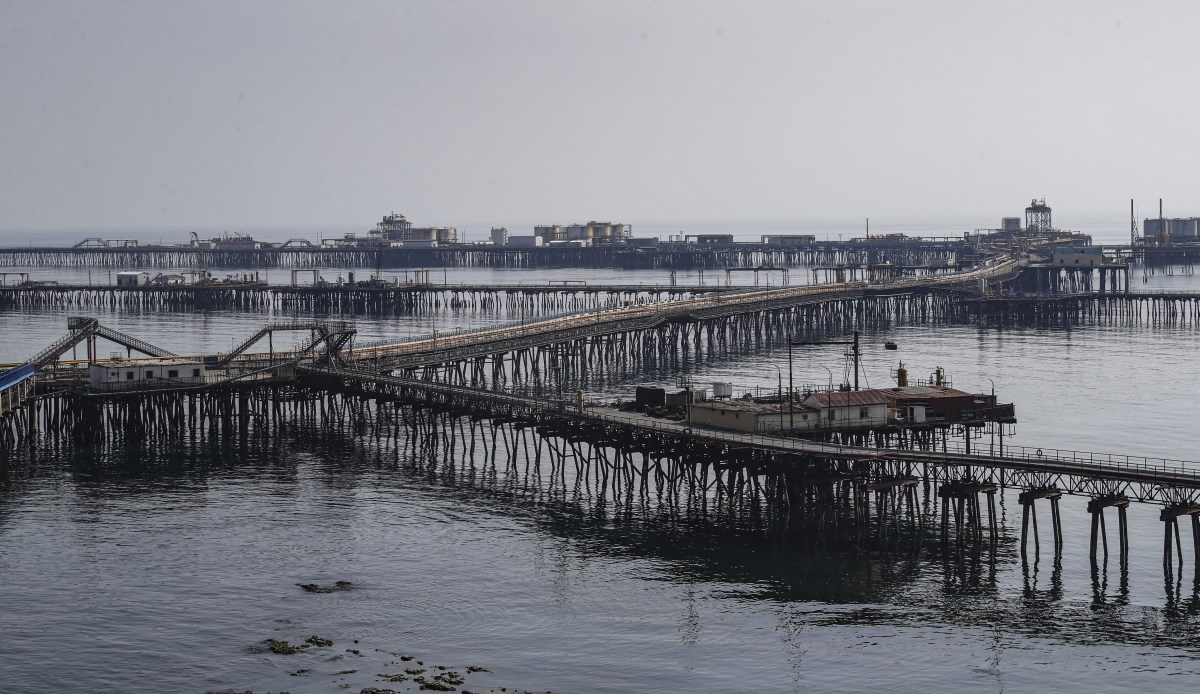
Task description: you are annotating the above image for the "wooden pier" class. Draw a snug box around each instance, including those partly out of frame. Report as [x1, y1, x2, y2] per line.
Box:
[5, 237, 1200, 576]
[0, 239, 974, 271]
[0, 281, 741, 314]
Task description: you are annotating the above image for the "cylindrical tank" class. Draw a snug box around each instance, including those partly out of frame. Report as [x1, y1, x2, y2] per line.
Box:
[712, 382, 734, 398]
[896, 363, 908, 387]
[348, 272, 355, 284]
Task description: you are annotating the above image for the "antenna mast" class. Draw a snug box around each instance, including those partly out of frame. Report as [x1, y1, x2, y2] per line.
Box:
[1130, 198, 1136, 248]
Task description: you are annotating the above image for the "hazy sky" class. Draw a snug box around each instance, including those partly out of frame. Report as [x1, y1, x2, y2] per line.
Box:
[1, 0, 1196, 232]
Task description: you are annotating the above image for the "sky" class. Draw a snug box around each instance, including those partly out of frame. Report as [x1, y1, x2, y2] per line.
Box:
[0, 0, 1197, 234]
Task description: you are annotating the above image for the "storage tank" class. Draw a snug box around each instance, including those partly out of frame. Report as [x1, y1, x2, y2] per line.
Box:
[712, 382, 734, 398]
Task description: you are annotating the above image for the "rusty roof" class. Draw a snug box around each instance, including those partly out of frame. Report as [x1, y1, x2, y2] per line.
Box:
[692, 400, 818, 416]
[803, 390, 891, 407]
[884, 386, 976, 400]
[803, 385, 981, 408]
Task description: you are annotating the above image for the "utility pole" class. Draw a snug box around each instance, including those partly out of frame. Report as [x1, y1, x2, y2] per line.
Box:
[773, 365, 784, 431]
[787, 341, 794, 429]
[1130, 198, 1136, 249]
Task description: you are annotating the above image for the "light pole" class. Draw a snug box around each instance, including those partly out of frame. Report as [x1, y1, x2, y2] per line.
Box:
[771, 364, 784, 431]
[987, 377, 997, 457]
[817, 363, 833, 428]
[818, 363, 833, 389]
[787, 339, 794, 429]
[793, 331, 861, 390]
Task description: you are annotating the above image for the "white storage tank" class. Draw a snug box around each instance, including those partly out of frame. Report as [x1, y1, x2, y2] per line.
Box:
[712, 381, 734, 398]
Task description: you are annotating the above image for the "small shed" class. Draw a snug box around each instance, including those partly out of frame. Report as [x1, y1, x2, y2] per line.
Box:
[802, 389, 890, 427]
[635, 385, 665, 407]
[150, 273, 186, 286]
[1053, 247, 1104, 267]
[664, 387, 706, 408]
[116, 271, 151, 286]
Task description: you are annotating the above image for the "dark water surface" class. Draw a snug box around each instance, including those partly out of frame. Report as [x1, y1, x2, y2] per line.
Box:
[4, 250, 1200, 691]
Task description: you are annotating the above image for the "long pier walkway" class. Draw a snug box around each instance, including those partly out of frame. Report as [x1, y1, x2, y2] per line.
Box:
[305, 363, 1200, 564]
[0, 281, 747, 314]
[349, 254, 1021, 367]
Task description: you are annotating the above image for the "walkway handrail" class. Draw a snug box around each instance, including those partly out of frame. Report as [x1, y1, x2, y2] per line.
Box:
[93, 324, 178, 358]
[348, 252, 1025, 365]
[304, 363, 1200, 491]
[216, 321, 331, 366]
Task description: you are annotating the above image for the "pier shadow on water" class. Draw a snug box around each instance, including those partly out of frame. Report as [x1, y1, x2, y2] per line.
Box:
[6, 404, 1200, 667]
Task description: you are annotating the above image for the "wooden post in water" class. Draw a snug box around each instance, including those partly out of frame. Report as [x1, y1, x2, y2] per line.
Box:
[1020, 501, 1030, 556]
[1051, 496, 1063, 550]
[987, 490, 998, 545]
[1164, 517, 1175, 568]
[1118, 505, 1129, 563]
[1191, 514, 1200, 568]
[1030, 501, 1040, 553]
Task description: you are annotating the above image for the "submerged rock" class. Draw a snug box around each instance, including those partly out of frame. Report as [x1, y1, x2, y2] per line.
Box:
[412, 675, 457, 692]
[304, 635, 334, 647]
[265, 639, 303, 655]
[297, 580, 353, 593]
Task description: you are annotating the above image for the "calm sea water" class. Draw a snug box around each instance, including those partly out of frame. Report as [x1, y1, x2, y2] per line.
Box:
[3, 219, 1200, 693]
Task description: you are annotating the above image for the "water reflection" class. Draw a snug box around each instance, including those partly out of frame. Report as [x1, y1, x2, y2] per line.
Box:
[6, 418, 1200, 661]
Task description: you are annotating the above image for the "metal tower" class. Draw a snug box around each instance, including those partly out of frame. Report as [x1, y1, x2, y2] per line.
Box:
[1025, 198, 1052, 234]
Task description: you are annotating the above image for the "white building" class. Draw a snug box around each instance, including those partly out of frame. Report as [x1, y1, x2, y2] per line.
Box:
[116, 271, 151, 286]
[1052, 246, 1105, 267]
[90, 360, 207, 387]
[801, 390, 890, 427]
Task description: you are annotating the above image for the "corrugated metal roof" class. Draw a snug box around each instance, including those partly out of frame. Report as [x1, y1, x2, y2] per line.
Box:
[692, 400, 817, 416]
[885, 386, 974, 400]
[804, 390, 890, 407]
[803, 385, 979, 407]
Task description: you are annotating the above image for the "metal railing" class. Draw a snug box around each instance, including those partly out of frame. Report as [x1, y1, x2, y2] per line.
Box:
[93, 324, 177, 358]
[344, 253, 1025, 365]
[305, 362, 1200, 490]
